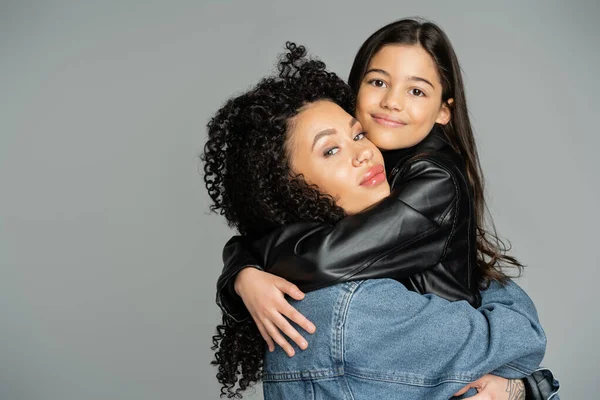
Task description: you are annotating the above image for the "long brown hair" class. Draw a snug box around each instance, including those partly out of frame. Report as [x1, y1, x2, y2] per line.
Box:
[348, 18, 523, 287]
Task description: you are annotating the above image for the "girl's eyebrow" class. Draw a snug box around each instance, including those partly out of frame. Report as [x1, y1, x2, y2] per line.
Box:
[365, 68, 389, 77]
[407, 76, 435, 89]
[365, 69, 435, 89]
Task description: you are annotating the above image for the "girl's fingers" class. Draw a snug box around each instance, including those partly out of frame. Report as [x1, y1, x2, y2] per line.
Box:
[276, 280, 305, 301]
[262, 319, 295, 357]
[270, 311, 309, 350]
[281, 303, 316, 334]
[254, 320, 275, 352]
[453, 384, 473, 397]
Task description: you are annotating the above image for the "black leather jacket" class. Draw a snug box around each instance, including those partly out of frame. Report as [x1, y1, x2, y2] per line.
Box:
[216, 125, 481, 320]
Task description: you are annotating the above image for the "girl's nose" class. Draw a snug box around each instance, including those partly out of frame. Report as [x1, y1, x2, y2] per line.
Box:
[381, 89, 403, 111]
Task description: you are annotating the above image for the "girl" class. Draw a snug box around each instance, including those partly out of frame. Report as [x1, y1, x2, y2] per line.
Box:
[217, 17, 521, 349]
[203, 41, 555, 399]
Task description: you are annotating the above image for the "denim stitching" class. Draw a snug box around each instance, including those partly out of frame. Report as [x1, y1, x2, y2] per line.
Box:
[332, 282, 362, 368]
[344, 369, 476, 387]
[504, 362, 534, 376]
[262, 367, 344, 381]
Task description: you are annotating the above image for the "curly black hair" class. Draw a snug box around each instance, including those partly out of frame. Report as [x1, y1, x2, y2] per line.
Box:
[202, 42, 355, 398]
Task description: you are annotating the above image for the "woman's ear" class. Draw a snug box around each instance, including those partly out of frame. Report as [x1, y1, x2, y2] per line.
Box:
[436, 98, 454, 125]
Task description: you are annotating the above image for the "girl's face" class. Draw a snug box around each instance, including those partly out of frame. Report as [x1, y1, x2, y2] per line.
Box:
[355, 44, 452, 150]
[287, 100, 391, 214]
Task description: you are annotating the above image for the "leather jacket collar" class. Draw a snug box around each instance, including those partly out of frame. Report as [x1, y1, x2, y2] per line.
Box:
[381, 124, 450, 177]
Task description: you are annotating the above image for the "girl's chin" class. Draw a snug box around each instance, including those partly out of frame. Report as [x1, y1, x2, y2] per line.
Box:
[370, 133, 423, 150]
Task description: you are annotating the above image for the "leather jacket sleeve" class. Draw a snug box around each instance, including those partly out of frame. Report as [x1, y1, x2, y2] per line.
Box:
[215, 236, 264, 322]
[216, 157, 474, 319]
[522, 368, 561, 400]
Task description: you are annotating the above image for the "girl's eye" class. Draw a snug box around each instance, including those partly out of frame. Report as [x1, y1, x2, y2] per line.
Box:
[368, 79, 387, 88]
[354, 132, 366, 141]
[409, 88, 425, 97]
[324, 147, 339, 157]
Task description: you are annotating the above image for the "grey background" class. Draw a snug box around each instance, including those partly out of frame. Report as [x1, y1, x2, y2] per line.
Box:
[1, 1, 598, 399]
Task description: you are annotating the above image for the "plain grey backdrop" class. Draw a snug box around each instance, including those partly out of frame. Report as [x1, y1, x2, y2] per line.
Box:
[1, 0, 598, 399]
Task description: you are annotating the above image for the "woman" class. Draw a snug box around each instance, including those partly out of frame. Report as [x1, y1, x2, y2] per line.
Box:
[203, 43, 556, 399]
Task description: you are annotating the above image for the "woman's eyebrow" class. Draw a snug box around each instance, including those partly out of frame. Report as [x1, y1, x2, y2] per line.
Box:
[311, 118, 358, 151]
[311, 128, 336, 151]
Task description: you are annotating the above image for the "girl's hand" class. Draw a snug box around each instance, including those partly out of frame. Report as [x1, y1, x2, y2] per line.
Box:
[234, 267, 316, 357]
[453, 374, 525, 399]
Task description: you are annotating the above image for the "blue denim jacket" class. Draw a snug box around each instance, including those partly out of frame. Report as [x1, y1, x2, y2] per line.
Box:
[262, 279, 559, 399]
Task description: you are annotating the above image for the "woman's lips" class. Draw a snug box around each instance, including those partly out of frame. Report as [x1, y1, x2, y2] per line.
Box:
[360, 164, 386, 187]
[371, 114, 407, 127]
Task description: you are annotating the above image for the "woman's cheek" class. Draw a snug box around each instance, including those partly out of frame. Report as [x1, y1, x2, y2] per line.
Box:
[325, 160, 348, 197]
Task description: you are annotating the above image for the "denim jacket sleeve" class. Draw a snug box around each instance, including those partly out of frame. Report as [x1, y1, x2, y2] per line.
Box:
[417, 280, 559, 398]
[479, 283, 560, 398]
[476, 280, 547, 377]
[422, 280, 560, 399]
[346, 279, 549, 387]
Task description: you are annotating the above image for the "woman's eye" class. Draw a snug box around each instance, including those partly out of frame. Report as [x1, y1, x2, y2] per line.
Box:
[369, 79, 387, 88]
[354, 132, 366, 141]
[324, 147, 339, 157]
[409, 88, 425, 97]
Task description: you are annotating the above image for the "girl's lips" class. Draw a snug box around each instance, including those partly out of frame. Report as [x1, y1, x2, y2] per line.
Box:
[371, 114, 407, 127]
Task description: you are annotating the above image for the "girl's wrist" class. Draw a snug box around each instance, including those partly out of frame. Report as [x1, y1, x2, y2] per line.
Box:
[234, 266, 258, 296]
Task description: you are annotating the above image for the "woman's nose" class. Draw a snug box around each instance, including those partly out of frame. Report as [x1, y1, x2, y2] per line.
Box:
[352, 143, 373, 167]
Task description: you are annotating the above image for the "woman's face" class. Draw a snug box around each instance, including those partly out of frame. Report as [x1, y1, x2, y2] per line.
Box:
[287, 100, 390, 214]
[355, 44, 452, 150]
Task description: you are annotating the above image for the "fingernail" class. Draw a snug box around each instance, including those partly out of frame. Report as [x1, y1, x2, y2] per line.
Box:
[300, 341, 308, 349]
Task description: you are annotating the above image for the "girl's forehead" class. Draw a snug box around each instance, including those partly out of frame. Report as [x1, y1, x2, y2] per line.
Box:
[371, 45, 434, 67]
[368, 45, 441, 84]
